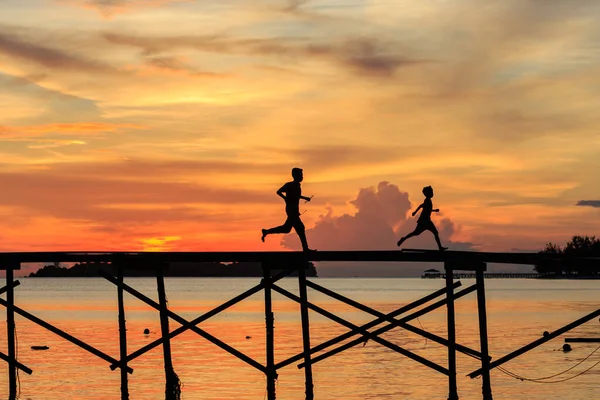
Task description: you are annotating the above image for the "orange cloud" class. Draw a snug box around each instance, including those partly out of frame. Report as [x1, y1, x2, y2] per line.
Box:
[282, 181, 473, 252]
[0, 122, 143, 138]
[85, 0, 191, 17]
[0, 29, 115, 72]
[102, 33, 427, 77]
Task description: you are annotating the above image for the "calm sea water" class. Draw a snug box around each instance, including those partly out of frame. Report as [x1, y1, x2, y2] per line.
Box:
[1, 278, 599, 399]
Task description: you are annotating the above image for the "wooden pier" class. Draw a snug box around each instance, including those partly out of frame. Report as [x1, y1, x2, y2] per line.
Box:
[422, 272, 543, 279]
[1, 249, 599, 400]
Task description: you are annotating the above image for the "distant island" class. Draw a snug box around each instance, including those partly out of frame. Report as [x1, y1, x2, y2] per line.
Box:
[535, 235, 600, 278]
[28, 261, 318, 278]
[421, 235, 600, 279]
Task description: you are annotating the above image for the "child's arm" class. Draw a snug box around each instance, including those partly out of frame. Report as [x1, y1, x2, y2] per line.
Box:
[411, 203, 423, 217]
[301, 195, 313, 202]
[433, 208, 439, 212]
[276, 185, 287, 200]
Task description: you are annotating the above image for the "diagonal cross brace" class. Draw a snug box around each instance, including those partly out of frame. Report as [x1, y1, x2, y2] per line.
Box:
[468, 307, 600, 378]
[100, 270, 265, 373]
[0, 280, 20, 296]
[307, 280, 484, 360]
[275, 281, 463, 370]
[272, 284, 449, 375]
[298, 284, 478, 368]
[100, 266, 296, 371]
[0, 351, 32, 375]
[0, 297, 133, 374]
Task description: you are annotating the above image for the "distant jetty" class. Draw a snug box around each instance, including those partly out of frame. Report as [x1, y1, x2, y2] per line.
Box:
[28, 261, 318, 278]
[421, 268, 600, 279]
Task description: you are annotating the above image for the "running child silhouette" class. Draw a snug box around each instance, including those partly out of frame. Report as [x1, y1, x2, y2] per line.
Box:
[261, 168, 315, 252]
[397, 186, 447, 251]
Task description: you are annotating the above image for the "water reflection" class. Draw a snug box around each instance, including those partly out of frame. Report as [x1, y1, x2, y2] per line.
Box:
[0, 278, 599, 399]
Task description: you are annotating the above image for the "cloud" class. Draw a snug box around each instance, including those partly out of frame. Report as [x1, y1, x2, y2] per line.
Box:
[0, 122, 142, 139]
[74, 0, 190, 17]
[0, 72, 103, 124]
[280, 144, 408, 172]
[280, 182, 475, 276]
[576, 200, 600, 208]
[2, 159, 289, 179]
[103, 33, 426, 77]
[0, 29, 113, 73]
[282, 0, 310, 13]
[142, 55, 223, 77]
[145, 55, 191, 71]
[282, 181, 465, 250]
[0, 169, 277, 222]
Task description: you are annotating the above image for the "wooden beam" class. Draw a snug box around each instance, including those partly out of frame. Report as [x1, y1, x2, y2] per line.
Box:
[469, 307, 600, 378]
[1, 250, 596, 266]
[278, 282, 461, 370]
[6, 263, 17, 398]
[100, 270, 266, 373]
[564, 338, 600, 343]
[297, 263, 314, 400]
[296, 284, 477, 369]
[476, 268, 493, 400]
[305, 280, 483, 359]
[445, 263, 458, 400]
[263, 263, 277, 400]
[273, 285, 449, 375]
[0, 297, 133, 374]
[0, 351, 32, 375]
[116, 262, 129, 400]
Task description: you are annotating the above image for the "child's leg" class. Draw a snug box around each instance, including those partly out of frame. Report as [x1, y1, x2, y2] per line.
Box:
[433, 233, 447, 250]
[397, 228, 421, 247]
[428, 223, 447, 251]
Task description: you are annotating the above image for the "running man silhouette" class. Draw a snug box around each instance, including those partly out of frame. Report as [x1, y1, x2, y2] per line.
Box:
[261, 167, 315, 251]
[397, 186, 447, 251]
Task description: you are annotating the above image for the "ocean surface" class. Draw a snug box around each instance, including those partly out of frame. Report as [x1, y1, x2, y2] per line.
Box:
[1, 278, 599, 399]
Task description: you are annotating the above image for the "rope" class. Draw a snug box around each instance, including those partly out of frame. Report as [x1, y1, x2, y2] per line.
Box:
[416, 317, 428, 347]
[15, 322, 21, 398]
[497, 345, 600, 384]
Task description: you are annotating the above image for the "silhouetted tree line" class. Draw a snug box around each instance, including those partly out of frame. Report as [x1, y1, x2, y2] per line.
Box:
[29, 261, 317, 277]
[535, 235, 600, 276]
[29, 261, 112, 277]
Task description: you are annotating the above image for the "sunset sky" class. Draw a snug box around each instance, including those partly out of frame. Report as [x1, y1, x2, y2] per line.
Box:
[1, 0, 599, 272]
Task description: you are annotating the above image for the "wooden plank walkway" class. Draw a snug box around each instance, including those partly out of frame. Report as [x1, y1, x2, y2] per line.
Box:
[1, 249, 598, 267]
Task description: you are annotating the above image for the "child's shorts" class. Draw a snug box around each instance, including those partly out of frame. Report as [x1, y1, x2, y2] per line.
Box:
[415, 220, 438, 235]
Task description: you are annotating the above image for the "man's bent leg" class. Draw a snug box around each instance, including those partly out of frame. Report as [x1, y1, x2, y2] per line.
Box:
[293, 219, 312, 251]
[264, 219, 294, 235]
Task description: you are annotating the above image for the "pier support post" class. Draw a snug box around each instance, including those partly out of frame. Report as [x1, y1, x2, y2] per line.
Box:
[476, 265, 493, 400]
[262, 263, 277, 400]
[444, 262, 458, 400]
[116, 261, 129, 400]
[156, 265, 180, 400]
[297, 260, 314, 400]
[6, 261, 18, 399]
